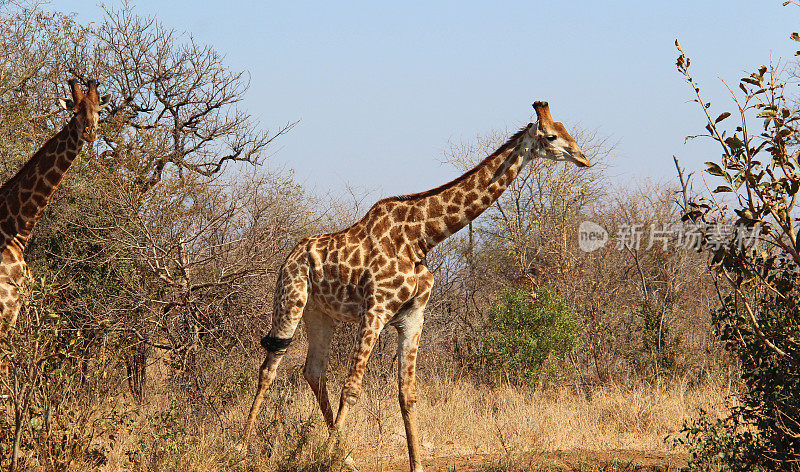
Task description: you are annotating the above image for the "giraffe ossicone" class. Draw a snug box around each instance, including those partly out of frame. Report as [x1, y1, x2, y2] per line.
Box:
[240, 101, 590, 472]
[0, 79, 109, 380]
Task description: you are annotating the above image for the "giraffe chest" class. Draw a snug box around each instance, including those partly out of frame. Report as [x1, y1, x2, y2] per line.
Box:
[0, 245, 27, 318]
[1, 244, 26, 285]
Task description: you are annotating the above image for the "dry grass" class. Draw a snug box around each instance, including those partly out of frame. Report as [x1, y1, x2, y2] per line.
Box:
[90, 355, 735, 472]
[345, 372, 734, 462]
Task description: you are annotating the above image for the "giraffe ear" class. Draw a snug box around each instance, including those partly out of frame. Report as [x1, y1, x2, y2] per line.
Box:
[58, 98, 74, 111]
[99, 94, 111, 108]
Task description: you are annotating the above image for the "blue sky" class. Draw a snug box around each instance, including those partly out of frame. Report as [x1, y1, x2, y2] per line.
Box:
[50, 1, 800, 198]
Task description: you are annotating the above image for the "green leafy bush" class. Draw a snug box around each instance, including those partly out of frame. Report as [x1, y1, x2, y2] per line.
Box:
[476, 286, 581, 386]
[676, 27, 800, 470]
[631, 300, 685, 380]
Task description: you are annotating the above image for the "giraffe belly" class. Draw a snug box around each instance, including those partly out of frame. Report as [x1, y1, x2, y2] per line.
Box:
[309, 287, 364, 323]
[307, 252, 372, 323]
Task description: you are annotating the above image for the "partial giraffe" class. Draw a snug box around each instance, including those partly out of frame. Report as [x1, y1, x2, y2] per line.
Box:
[0, 79, 109, 379]
[240, 101, 591, 472]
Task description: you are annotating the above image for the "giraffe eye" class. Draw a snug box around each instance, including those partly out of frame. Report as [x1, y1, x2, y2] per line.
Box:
[546, 135, 558, 142]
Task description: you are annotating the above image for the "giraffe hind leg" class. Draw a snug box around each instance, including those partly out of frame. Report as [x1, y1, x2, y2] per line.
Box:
[302, 307, 338, 429]
[239, 261, 309, 449]
[303, 308, 362, 470]
[237, 350, 285, 451]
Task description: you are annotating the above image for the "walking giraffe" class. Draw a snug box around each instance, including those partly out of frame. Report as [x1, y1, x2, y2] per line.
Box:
[241, 101, 591, 471]
[0, 79, 109, 379]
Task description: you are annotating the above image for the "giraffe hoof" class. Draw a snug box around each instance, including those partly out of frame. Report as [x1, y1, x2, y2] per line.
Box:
[233, 441, 248, 454]
[343, 455, 359, 471]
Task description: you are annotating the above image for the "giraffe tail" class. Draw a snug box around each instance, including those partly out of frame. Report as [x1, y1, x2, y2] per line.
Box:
[260, 335, 293, 353]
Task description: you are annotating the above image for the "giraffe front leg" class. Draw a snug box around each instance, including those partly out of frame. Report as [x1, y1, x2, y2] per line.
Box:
[396, 316, 425, 472]
[325, 312, 387, 464]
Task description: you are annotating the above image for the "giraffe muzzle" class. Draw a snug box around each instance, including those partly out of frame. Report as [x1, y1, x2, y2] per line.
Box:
[574, 153, 591, 167]
[82, 128, 98, 142]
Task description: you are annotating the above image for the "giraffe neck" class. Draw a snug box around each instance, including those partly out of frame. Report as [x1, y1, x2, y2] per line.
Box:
[0, 115, 84, 250]
[406, 125, 537, 253]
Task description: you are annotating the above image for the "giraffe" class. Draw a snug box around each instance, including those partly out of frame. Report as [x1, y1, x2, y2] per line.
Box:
[240, 101, 590, 472]
[0, 79, 109, 379]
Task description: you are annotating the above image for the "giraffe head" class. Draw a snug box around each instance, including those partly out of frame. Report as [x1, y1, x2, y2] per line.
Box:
[58, 79, 110, 142]
[530, 101, 591, 167]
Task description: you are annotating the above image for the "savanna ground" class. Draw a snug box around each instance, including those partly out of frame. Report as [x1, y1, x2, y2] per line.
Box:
[366, 450, 686, 472]
[84, 337, 734, 472]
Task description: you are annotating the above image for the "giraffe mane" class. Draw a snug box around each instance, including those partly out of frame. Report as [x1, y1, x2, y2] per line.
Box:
[387, 124, 533, 203]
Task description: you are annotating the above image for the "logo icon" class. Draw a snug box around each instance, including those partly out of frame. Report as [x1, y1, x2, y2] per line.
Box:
[578, 221, 608, 252]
